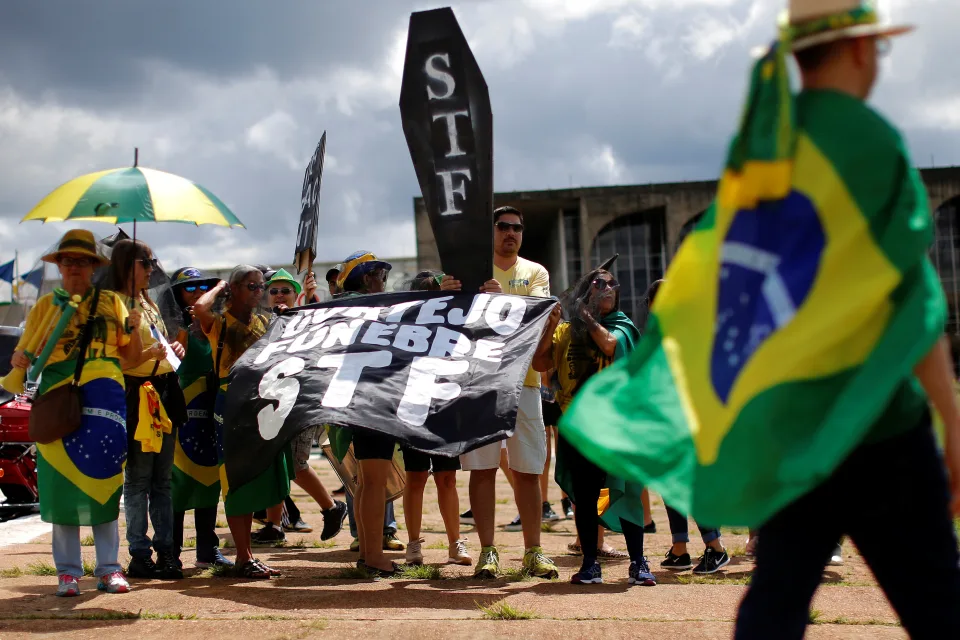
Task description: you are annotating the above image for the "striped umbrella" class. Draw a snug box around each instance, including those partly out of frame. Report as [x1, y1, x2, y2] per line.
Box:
[21, 152, 243, 228]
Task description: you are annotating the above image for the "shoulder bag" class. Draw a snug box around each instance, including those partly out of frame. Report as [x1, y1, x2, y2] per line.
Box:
[29, 286, 102, 445]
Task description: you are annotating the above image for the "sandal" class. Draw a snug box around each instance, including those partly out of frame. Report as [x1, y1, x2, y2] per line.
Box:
[237, 560, 271, 579]
[597, 546, 629, 559]
[358, 561, 402, 579]
[567, 542, 582, 555]
[254, 559, 282, 576]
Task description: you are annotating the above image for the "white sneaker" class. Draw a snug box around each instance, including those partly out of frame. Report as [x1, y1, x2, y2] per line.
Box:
[405, 537, 424, 565]
[828, 543, 843, 566]
[447, 539, 473, 566]
[97, 571, 131, 594]
[56, 574, 80, 597]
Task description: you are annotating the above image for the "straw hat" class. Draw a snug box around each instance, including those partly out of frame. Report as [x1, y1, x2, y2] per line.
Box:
[786, 0, 913, 51]
[41, 229, 109, 266]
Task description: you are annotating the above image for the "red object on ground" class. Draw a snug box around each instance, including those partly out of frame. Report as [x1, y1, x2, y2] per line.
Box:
[0, 395, 39, 517]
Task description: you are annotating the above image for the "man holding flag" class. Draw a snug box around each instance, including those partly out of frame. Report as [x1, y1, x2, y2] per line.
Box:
[559, 1, 960, 637]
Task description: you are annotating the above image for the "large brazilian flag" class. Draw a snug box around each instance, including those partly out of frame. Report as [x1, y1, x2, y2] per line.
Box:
[559, 41, 946, 527]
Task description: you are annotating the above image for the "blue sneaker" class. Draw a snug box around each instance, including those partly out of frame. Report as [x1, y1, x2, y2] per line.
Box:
[571, 561, 603, 585]
[196, 549, 234, 569]
[628, 558, 657, 586]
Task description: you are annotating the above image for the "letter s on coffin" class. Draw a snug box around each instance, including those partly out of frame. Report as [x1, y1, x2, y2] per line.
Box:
[257, 357, 306, 441]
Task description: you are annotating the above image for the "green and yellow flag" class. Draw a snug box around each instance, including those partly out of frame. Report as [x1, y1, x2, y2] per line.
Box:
[559, 39, 946, 527]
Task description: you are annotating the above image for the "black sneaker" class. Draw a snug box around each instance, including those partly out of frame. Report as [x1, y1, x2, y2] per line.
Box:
[561, 497, 574, 519]
[504, 514, 522, 532]
[196, 549, 234, 569]
[693, 547, 730, 575]
[644, 521, 657, 534]
[661, 549, 693, 570]
[542, 502, 561, 522]
[126, 555, 159, 579]
[332, 484, 347, 496]
[320, 500, 348, 541]
[459, 509, 475, 526]
[251, 523, 286, 545]
[156, 551, 184, 580]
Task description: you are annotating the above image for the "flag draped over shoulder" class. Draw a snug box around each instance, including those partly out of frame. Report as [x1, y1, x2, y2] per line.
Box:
[559, 37, 947, 528]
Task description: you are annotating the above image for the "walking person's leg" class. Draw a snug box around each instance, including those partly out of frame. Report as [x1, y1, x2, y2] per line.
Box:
[843, 425, 960, 637]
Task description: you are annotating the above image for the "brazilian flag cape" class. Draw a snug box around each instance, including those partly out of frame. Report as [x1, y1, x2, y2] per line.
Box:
[172, 333, 221, 511]
[559, 40, 946, 527]
[555, 311, 646, 532]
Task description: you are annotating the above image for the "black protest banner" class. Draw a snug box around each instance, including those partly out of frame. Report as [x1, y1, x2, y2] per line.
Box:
[294, 132, 327, 274]
[222, 291, 555, 490]
[399, 7, 493, 292]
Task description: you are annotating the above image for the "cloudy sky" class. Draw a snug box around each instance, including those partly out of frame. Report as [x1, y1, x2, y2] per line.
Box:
[0, 0, 956, 279]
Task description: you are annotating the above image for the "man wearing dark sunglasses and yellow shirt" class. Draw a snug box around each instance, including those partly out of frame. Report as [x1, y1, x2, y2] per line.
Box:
[440, 205, 559, 580]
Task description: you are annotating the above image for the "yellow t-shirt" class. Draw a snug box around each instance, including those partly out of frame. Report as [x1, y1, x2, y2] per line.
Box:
[17, 288, 131, 389]
[203, 310, 268, 383]
[551, 321, 616, 413]
[121, 294, 174, 378]
[494, 256, 550, 388]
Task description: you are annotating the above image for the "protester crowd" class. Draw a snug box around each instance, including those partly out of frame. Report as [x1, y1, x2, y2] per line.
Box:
[12, 205, 726, 594]
[10, 5, 960, 638]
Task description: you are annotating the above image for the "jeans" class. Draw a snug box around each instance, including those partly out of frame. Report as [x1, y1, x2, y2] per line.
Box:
[346, 491, 397, 538]
[735, 423, 960, 639]
[558, 435, 645, 566]
[124, 427, 176, 558]
[665, 504, 721, 545]
[52, 521, 122, 578]
[173, 506, 220, 562]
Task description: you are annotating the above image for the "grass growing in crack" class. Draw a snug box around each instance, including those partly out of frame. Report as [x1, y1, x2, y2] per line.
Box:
[311, 540, 336, 549]
[477, 600, 538, 620]
[540, 522, 557, 533]
[396, 564, 443, 580]
[425, 540, 448, 550]
[79, 535, 95, 546]
[82, 558, 96, 576]
[25, 561, 57, 576]
[502, 568, 535, 583]
[300, 619, 329, 631]
[141, 611, 198, 620]
[676, 573, 752, 586]
[0, 567, 24, 578]
[324, 566, 373, 579]
[809, 609, 823, 624]
[291, 538, 307, 549]
[182, 538, 198, 549]
[728, 544, 746, 558]
[222, 539, 234, 549]
[216, 520, 228, 528]
[1, 612, 141, 621]
[272, 540, 289, 548]
[193, 564, 231, 578]
[495, 498, 510, 505]
[240, 614, 296, 621]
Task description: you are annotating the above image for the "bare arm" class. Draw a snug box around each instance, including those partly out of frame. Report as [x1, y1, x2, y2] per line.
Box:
[580, 308, 618, 358]
[195, 280, 227, 334]
[913, 336, 960, 514]
[532, 304, 562, 372]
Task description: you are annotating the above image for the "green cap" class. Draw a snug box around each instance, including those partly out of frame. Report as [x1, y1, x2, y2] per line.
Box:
[266, 267, 302, 295]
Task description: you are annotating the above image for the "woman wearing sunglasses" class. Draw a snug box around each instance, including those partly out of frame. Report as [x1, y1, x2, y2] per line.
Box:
[194, 266, 292, 579]
[168, 268, 233, 571]
[108, 240, 188, 581]
[532, 269, 654, 586]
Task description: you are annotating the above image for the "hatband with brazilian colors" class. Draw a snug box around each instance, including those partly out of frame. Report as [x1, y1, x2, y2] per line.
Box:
[41, 229, 109, 266]
[785, 0, 914, 52]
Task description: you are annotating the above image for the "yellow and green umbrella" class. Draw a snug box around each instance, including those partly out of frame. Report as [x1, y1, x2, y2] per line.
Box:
[22, 160, 244, 228]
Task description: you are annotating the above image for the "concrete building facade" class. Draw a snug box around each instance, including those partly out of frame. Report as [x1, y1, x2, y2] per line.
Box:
[414, 166, 960, 325]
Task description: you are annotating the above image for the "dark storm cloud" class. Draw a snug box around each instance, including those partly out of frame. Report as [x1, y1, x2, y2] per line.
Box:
[0, 0, 957, 274]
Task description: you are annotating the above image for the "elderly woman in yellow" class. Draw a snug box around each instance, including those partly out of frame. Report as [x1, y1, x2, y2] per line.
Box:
[10, 230, 142, 597]
[107, 239, 187, 582]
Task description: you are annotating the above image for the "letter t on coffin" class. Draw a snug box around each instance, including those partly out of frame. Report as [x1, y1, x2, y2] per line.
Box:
[316, 351, 393, 408]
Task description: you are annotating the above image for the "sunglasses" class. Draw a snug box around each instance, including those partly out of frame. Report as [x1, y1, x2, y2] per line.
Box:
[59, 256, 94, 268]
[495, 221, 524, 233]
[592, 277, 620, 291]
[246, 282, 267, 292]
[270, 287, 293, 296]
[137, 257, 159, 269]
[183, 284, 211, 293]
